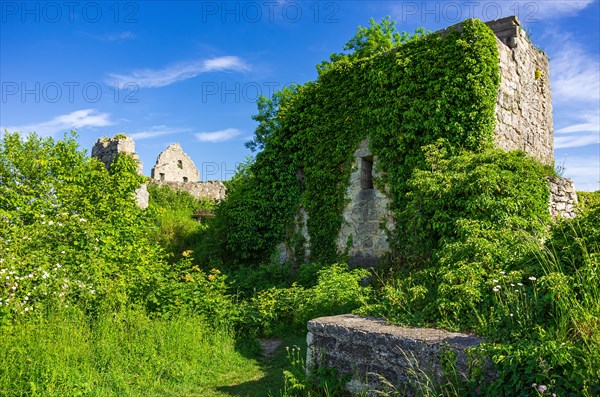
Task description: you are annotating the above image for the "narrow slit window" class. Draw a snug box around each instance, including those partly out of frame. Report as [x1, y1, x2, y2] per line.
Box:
[159, 173, 165, 181]
[177, 160, 183, 169]
[361, 157, 374, 190]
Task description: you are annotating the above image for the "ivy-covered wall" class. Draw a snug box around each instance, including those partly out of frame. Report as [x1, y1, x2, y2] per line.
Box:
[217, 18, 509, 265]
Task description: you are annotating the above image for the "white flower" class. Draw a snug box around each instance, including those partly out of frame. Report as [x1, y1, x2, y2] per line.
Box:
[499, 271, 505, 275]
[60, 251, 65, 254]
[510, 283, 515, 287]
[528, 276, 537, 281]
[24, 307, 29, 312]
[517, 282, 523, 286]
[48, 221, 54, 225]
[79, 218, 86, 222]
[493, 279, 498, 283]
[510, 313, 513, 317]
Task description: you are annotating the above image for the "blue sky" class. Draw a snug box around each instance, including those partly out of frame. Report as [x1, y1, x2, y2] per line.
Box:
[1, 1, 598, 190]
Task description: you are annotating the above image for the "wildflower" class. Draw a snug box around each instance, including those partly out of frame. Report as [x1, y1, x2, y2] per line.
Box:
[79, 218, 86, 222]
[493, 279, 498, 283]
[60, 251, 65, 254]
[537, 385, 547, 393]
[529, 276, 537, 281]
[42, 272, 49, 279]
[90, 290, 95, 294]
[24, 307, 29, 312]
[515, 290, 519, 292]
[517, 282, 523, 286]
[511, 283, 515, 287]
[493, 286, 500, 292]
[48, 221, 54, 225]
[182, 250, 193, 257]
[510, 313, 514, 317]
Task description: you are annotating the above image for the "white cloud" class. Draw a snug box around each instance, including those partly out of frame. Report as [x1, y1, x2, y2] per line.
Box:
[558, 155, 600, 192]
[555, 113, 600, 149]
[532, 0, 595, 18]
[107, 56, 250, 88]
[2, 109, 113, 137]
[195, 128, 241, 143]
[130, 125, 188, 140]
[102, 31, 137, 42]
[551, 40, 600, 104]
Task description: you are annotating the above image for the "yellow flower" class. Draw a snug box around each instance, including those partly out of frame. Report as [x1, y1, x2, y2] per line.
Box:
[182, 250, 193, 257]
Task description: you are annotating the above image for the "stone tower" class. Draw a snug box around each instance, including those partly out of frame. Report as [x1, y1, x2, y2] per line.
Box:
[151, 143, 200, 183]
[91, 135, 149, 209]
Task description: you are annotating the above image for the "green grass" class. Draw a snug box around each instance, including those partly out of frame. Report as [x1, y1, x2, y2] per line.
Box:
[0, 307, 305, 397]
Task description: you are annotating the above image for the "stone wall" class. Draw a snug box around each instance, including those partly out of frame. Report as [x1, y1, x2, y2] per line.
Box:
[91, 136, 143, 175]
[151, 143, 200, 183]
[491, 16, 554, 165]
[91, 136, 148, 208]
[548, 176, 578, 219]
[307, 315, 485, 395]
[336, 140, 392, 266]
[150, 180, 227, 201]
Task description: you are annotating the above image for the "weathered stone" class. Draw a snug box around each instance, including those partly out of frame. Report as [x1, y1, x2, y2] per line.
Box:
[151, 143, 200, 183]
[307, 315, 486, 396]
[91, 135, 148, 208]
[548, 176, 578, 219]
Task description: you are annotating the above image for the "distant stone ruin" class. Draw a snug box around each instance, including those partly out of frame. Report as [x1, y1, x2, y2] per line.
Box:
[151, 143, 200, 183]
[91, 135, 149, 209]
[91, 136, 226, 206]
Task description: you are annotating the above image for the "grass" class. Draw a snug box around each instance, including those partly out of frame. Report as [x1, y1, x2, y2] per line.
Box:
[0, 307, 306, 397]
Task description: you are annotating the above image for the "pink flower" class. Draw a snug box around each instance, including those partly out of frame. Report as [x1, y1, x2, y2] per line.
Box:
[538, 384, 547, 393]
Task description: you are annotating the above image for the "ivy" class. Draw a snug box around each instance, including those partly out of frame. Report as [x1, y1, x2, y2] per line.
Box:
[217, 18, 501, 265]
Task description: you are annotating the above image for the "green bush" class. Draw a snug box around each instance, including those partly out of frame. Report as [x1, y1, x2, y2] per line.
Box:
[246, 264, 371, 337]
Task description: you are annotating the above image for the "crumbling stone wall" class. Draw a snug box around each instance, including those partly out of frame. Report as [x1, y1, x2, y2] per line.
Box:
[91, 135, 148, 209]
[491, 16, 554, 165]
[336, 140, 393, 266]
[307, 315, 485, 395]
[548, 176, 578, 219]
[91, 135, 143, 175]
[151, 143, 200, 183]
[151, 180, 227, 201]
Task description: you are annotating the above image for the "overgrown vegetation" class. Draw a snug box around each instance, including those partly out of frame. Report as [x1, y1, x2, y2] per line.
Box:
[2, 16, 599, 397]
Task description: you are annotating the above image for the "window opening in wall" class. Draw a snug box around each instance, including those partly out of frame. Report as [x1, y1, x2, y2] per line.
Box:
[159, 173, 165, 181]
[183, 177, 188, 182]
[177, 160, 183, 169]
[361, 157, 374, 190]
[296, 168, 306, 189]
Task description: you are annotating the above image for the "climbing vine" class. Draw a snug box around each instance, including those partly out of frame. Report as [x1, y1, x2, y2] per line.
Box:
[217, 18, 501, 265]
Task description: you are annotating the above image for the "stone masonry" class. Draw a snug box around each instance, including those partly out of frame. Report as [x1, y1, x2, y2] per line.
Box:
[307, 315, 486, 396]
[91, 135, 143, 175]
[336, 139, 393, 266]
[491, 17, 554, 165]
[280, 17, 574, 266]
[151, 180, 227, 202]
[548, 176, 578, 219]
[151, 143, 200, 183]
[91, 135, 149, 209]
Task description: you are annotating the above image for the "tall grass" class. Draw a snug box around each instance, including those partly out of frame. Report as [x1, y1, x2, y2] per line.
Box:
[0, 307, 260, 397]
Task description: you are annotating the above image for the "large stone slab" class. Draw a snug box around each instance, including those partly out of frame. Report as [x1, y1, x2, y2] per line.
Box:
[307, 315, 485, 395]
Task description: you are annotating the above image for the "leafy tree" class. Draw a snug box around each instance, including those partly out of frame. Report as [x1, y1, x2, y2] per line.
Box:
[318, 16, 427, 73]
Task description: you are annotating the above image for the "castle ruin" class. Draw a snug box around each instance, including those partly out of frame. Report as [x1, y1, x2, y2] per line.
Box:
[91, 137, 226, 205]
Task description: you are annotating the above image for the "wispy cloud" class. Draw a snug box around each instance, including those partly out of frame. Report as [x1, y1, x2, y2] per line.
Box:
[107, 56, 250, 88]
[195, 128, 241, 143]
[551, 39, 600, 103]
[558, 155, 600, 192]
[130, 125, 189, 140]
[533, 0, 595, 18]
[2, 109, 113, 137]
[102, 31, 137, 42]
[387, 0, 594, 25]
